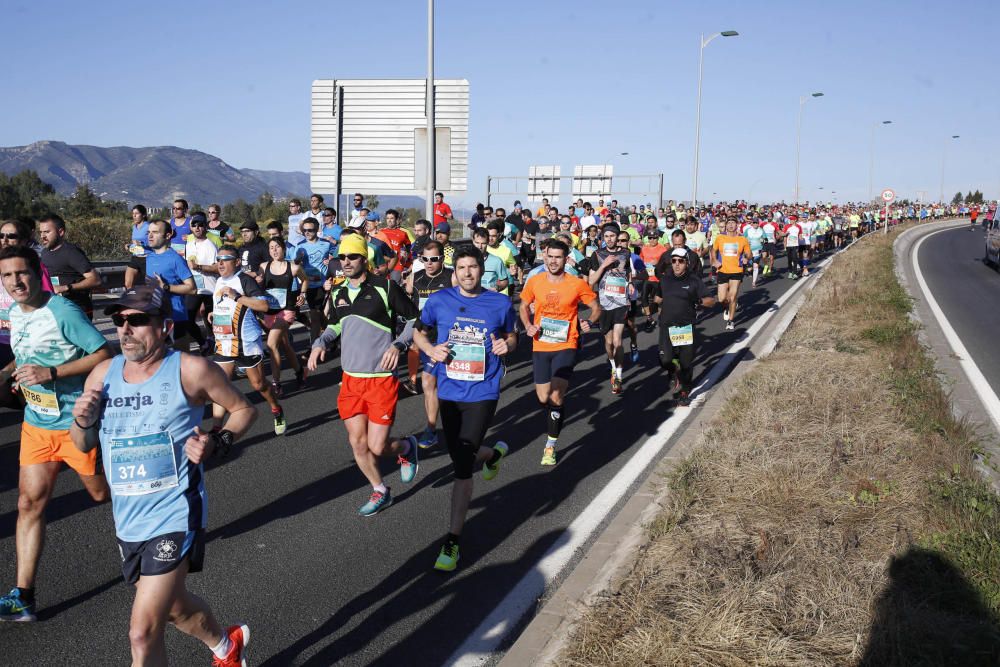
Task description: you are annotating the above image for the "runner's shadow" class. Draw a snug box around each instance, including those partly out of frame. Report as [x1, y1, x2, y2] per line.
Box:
[859, 546, 1000, 666]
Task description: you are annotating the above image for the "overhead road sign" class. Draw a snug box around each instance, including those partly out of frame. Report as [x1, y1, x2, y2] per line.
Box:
[528, 166, 561, 203]
[572, 165, 613, 199]
[310, 78, 468, 196]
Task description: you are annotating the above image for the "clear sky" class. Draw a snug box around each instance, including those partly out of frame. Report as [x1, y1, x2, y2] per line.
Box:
[2, 0, 997, 206]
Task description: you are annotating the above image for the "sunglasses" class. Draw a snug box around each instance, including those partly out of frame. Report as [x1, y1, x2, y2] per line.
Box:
[172, 207, 185, 211]
[111, 313, 155, 327]
[671, 258, 688, 264]
[323, 213, 334, 217]
[217, 255, 237, 262]
[421, 255, 442, 262]
[0, 233, 19, 240]
[338, 253, 365, 261]
[190, 222, 206, 227]
[302, 228, 317, 233]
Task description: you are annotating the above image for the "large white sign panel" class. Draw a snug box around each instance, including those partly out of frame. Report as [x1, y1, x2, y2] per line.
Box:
[572, 165, 613, 198]
[527, 165, 560, 203]
[311, 79, 468, 196]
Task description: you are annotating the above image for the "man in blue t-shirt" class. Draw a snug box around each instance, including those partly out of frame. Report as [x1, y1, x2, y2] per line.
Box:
[320, 207, 342, 254]
[136, 220, 196, 328]
[413, 245, 517, 573]
[168, 199, 192, 255]
[295, 218, 334, 341]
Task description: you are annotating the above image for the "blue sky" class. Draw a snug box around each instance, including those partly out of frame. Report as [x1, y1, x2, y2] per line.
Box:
[2, 0, 997, 206]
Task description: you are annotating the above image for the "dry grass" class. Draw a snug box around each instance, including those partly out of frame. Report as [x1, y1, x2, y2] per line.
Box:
[560, 229, 1000, 667]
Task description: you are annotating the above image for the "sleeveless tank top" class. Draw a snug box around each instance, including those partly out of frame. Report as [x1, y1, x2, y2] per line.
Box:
[99, 350, 206, 541]
[263, 260, 299, 312]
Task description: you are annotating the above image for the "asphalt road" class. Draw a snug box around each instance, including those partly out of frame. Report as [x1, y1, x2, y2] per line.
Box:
[916, 225, 1000, 399]
[1, 247, 826, 666]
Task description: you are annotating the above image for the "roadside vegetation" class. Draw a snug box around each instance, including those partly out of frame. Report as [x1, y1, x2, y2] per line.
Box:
[560, 227, 1000, 666]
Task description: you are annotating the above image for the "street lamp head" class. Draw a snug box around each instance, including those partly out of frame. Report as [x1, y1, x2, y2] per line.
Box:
[811, 92, 824, 97]
[720, 30, 739, 37]
[882, 120, 892, 125]
[951, 135, 960, 139]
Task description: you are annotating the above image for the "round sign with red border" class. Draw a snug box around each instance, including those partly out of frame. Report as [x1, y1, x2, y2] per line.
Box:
[881, 188, 895, 203]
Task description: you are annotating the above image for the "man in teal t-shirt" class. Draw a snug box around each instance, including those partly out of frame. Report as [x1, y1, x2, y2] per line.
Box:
[0, 245, 112, 622]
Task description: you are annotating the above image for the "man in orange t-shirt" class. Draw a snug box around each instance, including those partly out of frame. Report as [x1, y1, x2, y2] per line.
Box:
[710, 217, 752, 331]
[639, 230, 668, 332]
[378, 209, 412, 281]
[519, 238, 601, 466]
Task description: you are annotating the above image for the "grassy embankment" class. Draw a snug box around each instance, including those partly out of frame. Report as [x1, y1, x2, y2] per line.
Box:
[560, 227, 1000, 666]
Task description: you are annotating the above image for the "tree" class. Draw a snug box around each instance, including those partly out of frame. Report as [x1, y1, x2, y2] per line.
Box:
[365, 194, 380, 212]
[952, 191, 963, 205]
[972, 190, 984, 204]
[67, 184, 104, 218]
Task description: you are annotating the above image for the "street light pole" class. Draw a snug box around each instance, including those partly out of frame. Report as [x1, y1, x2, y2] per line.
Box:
[868, 120, 892, 201]
[794, 92, 823, 204]
[691, 30, 738, 208]
[425, 0, 435, 222]
[940, 135, 960, 204]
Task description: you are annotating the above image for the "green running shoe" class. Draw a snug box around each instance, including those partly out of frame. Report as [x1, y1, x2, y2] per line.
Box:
[482, 441, 508, 481]
[399, 436, 419, 484]
[0, 588, 36, 622]
[434, 542, 460, 572]
[541, 446, 557, 466]
[273, 410, 287, 435]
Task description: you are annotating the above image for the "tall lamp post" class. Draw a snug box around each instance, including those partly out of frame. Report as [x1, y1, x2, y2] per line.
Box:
[867, 120, 892, 201]
[939, 135, 960, 203]
[691, 30, 738, 208]
[794, 92, 824, 204]
[425, 0, 435, 222]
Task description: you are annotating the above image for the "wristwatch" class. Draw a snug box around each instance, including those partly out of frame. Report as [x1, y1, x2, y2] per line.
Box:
[392, 341, 407, 353]
[210, 429, 235, 458]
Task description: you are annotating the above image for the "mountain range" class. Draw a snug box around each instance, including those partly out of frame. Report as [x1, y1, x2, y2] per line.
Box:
[0, 140, 312, 205]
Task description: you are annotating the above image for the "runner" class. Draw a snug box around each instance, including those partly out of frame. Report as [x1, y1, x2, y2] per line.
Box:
[307, 233, 421, 516]
[38, 214, 102, 320]
[519, 238, 601, 465]
[472, 228, 511, 293]
[711, 217, 752, 330]
[129, 205, 151, 257]
[211, 245, 287, 435]
[413, 246, 516, 571]
[654, 247, 715, 406]
[582, 224, 633, 394]
[639, 230, 668, 332]
[761, 215, 780, 275]
[168, 199, 192, 255]
[743, 217, 766, 287]
[618, 229, 643, 363]
[185, 213, 220, 354]
[206, 204, 235, 243]
[404, 239, 457, 446]
[69, 282, 254, 666]
[260, 237, 307, 394]
[294, 218, 334, 342]
[0, 244, 112, 622]
[782, 215, 803, 279]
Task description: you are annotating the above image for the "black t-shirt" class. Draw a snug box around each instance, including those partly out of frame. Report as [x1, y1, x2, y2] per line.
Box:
[239, 239, 269, 276]
[40, 241, 95, 312]
[658, 271, 709, 326]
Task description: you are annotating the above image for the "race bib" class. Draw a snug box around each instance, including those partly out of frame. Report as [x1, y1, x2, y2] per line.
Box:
[539, 316, 569, 343]
[603, 275, 627, 296]
[445, 330, 486, 382]
[108, 431, 179, 496]
[645, 262, 656, 277]
[418, 297, 429, 310]
[266, 288, 287, 310]
[193, 273, 206, 291]
[723, 242, 739, 257]
[22, 385, 59, 417]
[129, 242, 146, 257]
[668, 324, 694, 347]
[212, 307, 234, 339]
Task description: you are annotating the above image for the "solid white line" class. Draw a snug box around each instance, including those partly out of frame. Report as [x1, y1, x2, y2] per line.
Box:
[911, 228, 1000, 434]
[447, 248, 839, 666]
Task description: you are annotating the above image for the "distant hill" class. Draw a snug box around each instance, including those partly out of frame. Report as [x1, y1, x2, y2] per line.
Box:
[0, 140, 311, 205]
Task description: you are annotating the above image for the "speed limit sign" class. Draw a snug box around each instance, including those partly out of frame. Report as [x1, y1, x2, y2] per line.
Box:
[881, 188, 895, 203]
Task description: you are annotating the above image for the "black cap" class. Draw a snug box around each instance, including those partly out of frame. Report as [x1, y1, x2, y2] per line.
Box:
[190, 211, 207, 225]
[104, 282, 171, 318]
[240, 221, 259, 231]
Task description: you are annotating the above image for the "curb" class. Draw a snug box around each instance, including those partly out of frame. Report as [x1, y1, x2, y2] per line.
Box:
[893, 220, 1000, 490]
[497, 240, 852, 667]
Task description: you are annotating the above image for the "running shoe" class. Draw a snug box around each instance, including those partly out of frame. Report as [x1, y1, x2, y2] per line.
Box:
[434, 541, 460, 572]
[725, 321, 735, 331]
[212, 624, 250, 667]
[611, 375, 623, 395]
[540, 446, 557, 466]
[270, 381, 283, 398]
[482, 441, 508, 481]
[358, 487, 393, 516]
[722, 309, 730, 322]
[399, 436, 419, 483]
[0, 588, 36, 622]
[643, 319, 657, 333]
[678, 391, 692, 407]
[400, 378, 418, 396]
[273, 410, 287, 435]
[630, 347, 640, 364]
[416, 427, 438, 450]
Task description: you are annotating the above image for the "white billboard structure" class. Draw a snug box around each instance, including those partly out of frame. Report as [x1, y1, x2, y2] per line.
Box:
[310, 79, 468, 196]
[527, 165, 560, 203]
[572, 165, 614, 199]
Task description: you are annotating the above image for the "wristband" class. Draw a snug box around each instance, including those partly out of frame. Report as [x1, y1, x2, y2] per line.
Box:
[392, 341, 407, 353]
[50, 366, 58, 382]
[74, 417, 97, 430]
[210, 429, 235, 459]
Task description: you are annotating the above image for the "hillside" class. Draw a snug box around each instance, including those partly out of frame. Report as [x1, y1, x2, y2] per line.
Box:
[0, 140, 310, 205]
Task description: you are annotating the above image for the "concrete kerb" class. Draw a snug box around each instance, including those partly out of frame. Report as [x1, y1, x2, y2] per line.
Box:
[893, 220, 1000, 491]
[497, 240, 856, 667]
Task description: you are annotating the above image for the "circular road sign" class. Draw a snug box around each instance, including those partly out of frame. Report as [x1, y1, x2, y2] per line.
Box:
[881, 188, 895, 203]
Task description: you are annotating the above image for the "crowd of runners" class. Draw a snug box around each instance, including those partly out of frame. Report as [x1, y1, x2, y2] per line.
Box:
[0, 195, 986, 664]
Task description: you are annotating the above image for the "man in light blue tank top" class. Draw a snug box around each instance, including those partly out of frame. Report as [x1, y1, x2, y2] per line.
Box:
[70, 283, 257, 666]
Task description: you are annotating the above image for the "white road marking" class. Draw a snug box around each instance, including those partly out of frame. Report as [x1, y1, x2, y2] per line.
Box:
[447, 249, 840, 666]
[911, 228, 1000, 434]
